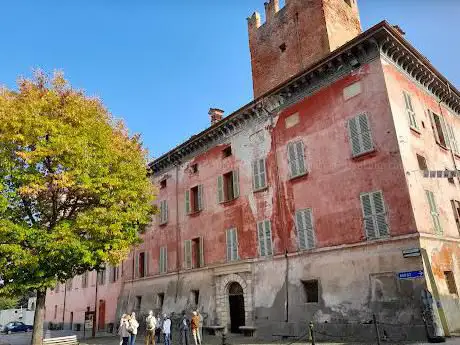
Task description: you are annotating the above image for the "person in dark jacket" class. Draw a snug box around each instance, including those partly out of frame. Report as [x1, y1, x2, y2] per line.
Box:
[179, 313, 190, 345]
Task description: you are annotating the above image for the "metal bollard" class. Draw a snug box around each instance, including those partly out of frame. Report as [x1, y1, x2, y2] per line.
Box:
[309, 322, 315, 345]
[373, 314, 381, 345]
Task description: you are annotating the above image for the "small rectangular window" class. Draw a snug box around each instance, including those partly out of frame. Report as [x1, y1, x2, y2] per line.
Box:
[191, 290, 200, 306]
[287, 141, 307, 178]
[159, 200, 168, 225]
[191, 164, 198, 173]
[159, 246, 167, 274]
[218, 170, 239, 202]
[110, 266, 119, 283]
[426, 190, 443, 234]
[137, 252, 148, 278]
[295, 209, 315, 250]
[257, 220, 273, 257]
[360, 191, 389, 239]
[192, 237, 204, 268]
[157, 293, 165, 309]
[302, 280, 319, 303]
[451, 200, 460, 235]
[54, 305, 58, 319]
[160, 179, 167, 189]
[226, 228, 239, 262]
[135, 296, 142, 311]
[444, 271, 458, 295]
[348, 113, 374, 157]
[97, 270, 106, 286]
[403, 91, 418, 130]
[223, 146, 232, 158]
[416, 154, 427, 171]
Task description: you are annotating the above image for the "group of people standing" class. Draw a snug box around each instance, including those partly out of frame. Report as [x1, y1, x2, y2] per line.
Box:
[119, 310, 203, 345]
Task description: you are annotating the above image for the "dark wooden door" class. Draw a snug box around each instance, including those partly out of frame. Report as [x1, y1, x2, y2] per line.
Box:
[98, 300, 106, 330]
[228, 283, 245, 333]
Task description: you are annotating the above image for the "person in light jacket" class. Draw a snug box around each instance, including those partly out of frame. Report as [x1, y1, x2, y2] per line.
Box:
[118, 314, 131, 345]
[162, 314, 171, 345]
[129, 312, 139, 345]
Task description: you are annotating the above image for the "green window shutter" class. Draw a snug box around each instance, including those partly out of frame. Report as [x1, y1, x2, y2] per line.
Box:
[429, 111, 441, 145]
[372, 191, 388, 237]
[232, 228, 238, 260]
[440, 116, 451, 148]
[295, 210, 306, 250]
[232, 169, 240, 198]
[134, 253, 139, 278]
[264, 220, 273, 256]
[295, 141, 306, 175]
[164, 247, 167, 273]
[348, 116, 361, 156]
[259, 159, 267, 188]
[159, 248, 163, 274]
[226, 229, 232, 261]
[165, 201, 168, 222]
[361, 193, 377, 239]
[185, 190, 190, 214]
[184, 240, 192, 269]
[426, 190, 443, 234]
[303, 209, 315, 249]
[252, 161, 260, 190]
[287, 142, 298, 177]
[217, 176, 224, 203]
[358, 113, 374, 153]
[197, 185, 204, 211]
[403, 91, 417, 129]
[257, 222, 266, 257]
[199, 236, 205, 267]
[447, 124, 459, 154]
[144, 251, 149, 277]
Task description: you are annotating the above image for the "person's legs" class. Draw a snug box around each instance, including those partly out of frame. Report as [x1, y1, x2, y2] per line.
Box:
[196, 329, 201, 345]
[164, 334, 170, 345]
[130, 334, 137, 345]
[185, 330, 189, 345]
[123, 337, 129, 345]
[192, 330, 198, 345]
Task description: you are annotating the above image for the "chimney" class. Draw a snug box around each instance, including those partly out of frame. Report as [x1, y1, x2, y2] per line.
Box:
[209, 108, 224, 125]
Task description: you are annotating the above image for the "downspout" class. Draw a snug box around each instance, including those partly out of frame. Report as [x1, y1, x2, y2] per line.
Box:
[174, 162, 181, 303]
[62, 283, 67, 329]
[268, 109, 289, 323]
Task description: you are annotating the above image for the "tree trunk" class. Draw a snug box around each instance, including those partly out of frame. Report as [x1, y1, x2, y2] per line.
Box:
[31, 289, 46, 345]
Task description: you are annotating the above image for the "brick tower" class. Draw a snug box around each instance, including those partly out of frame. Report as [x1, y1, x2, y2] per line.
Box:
[248, 0, 362, 98]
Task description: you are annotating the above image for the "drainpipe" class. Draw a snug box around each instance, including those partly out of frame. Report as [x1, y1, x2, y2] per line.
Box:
[62, 283, 67, 329]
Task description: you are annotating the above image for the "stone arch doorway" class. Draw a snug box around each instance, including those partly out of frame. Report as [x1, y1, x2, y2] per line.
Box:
[228, 282, 245, 333]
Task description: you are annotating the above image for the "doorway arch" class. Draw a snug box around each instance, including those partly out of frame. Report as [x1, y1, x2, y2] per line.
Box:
[228, 282, 245, 333]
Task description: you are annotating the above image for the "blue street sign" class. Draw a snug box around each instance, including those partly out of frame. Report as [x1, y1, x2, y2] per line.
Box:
[398, 270, 424, 279]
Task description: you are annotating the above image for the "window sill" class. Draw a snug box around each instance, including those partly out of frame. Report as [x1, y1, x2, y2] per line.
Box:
[253, 186, 268, 193]
[187, 210, 202, 217]
[410, 126, 421, 135]
[289, 172, 308, 182]
[352, 148, 376, 160]
[220, 197, 239, 205]
[159, 222, 168, 227]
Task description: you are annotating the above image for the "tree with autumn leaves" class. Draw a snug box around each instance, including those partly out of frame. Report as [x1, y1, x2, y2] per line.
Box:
[0, 72, 156, 345]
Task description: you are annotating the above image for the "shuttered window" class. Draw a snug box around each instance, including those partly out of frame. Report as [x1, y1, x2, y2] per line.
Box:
[348, 113, 374, 157]
[430, 111, 450, 148]
[257, 220, 273, 257]
[252, 158, 267, 191]
[159, 246, 167, 274]
[360, 191, 389, 240]
[218, 170, 239, 202]
[159, 200, 168, 225]
[447, 124, 459, 155]
[295, 209, 315, 250]
[403, 91, 418, 129]
[184, 240, 192, 269]
[426, 190, 443, 234]
[186, 185, 204, 214]
[226, 228, 239, 262]
[287, 141, 307, 178]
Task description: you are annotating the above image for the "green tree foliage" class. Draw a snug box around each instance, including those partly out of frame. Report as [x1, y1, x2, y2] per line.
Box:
[0, 296, 19, 310]
[0, 71, 156, 344]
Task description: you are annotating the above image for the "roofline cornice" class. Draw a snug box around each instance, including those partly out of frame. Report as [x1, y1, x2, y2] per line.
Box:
[150, 21, 460, 176]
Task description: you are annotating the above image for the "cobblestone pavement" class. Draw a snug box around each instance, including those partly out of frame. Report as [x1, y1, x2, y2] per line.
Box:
[2, 332, 460, 345]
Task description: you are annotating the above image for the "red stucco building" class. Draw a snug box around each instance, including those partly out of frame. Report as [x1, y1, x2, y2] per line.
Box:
[45, 0, 460, 341]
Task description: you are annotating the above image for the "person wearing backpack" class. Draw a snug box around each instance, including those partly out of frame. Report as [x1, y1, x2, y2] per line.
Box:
[145, 311, 157, 345]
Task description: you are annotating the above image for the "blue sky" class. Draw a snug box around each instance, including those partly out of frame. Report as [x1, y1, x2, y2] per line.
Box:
[1, 0, 459, 160]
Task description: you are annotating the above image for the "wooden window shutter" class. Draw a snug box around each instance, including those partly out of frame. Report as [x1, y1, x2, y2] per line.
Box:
[358, 114, 373, 153]
[361, 193, 377, 239]
[197, 185, 204, 211]
[199, 236, 205, 268]
[295, 141, 306, 175]
[232, 228, 238, 260]
[295, 210, 306, 249]
[447, 124, 459, 154]
[426, 190, 443, 234]
[134, 253, 139, 278]
[253, 159, 267, 190]
[257, 222, 266, 257]
[348, 116, 361, 156]
[164, 247, 167, 273]
[301, 209, 315, 249]
[226, 228, 238, 261]
[264, 220, 273, 256]
[185, 190, 191, 214]
[372, 191, 388, 237]
[184, 240, 192, 269]
[403, 91, 417, 129]
[226, 229, 232, 262]
[440, 115, 451, 148]
[165, 201, 168, 223]
[217, 176, 224, 203]
[144, 251, 149, 277]
[348, 114, 374, 156]
[232, 169, 240, 198]
[259, 159, 267, 188]
[287, 142, 298, 177]
[429, 110, 441, 145]
[252, 161, 260, 190]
